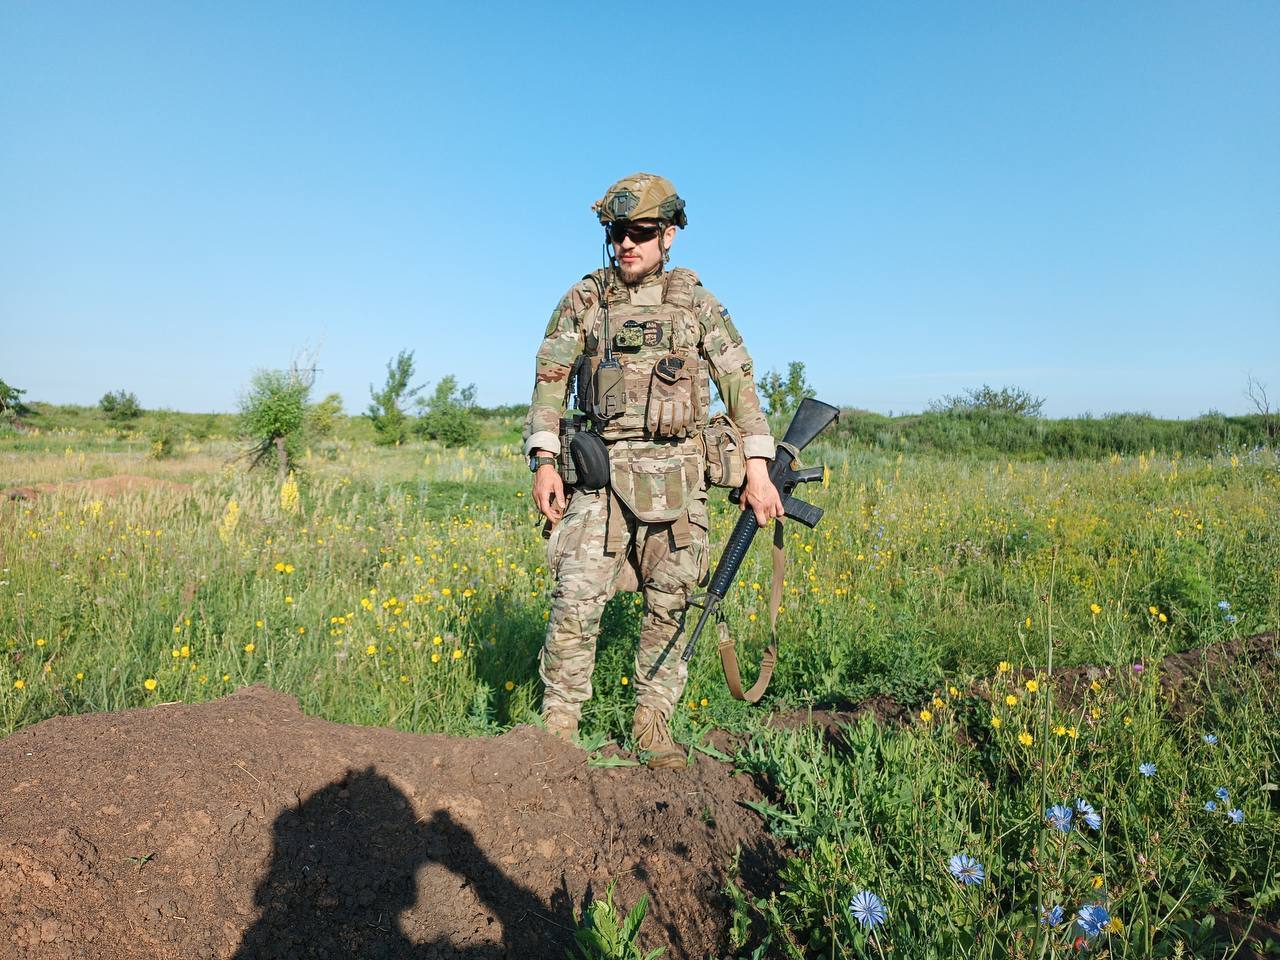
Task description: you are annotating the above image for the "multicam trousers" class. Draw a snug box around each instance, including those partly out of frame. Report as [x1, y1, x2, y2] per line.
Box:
[539, 488, 709, 720]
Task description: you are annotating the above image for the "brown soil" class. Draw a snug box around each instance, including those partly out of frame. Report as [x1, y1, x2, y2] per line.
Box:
[2, 475, 193, 502]
[0, 686, 780, 960]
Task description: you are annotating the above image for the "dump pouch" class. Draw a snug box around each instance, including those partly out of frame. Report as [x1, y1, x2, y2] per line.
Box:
[569, 430, 610, 490]
[645, 349, 698, 438]
[608, 441, 702, 523]
[702, 413, 747, 489]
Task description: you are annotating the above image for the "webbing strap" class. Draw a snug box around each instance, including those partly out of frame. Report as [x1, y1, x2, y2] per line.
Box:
[717, 517, 785, 703]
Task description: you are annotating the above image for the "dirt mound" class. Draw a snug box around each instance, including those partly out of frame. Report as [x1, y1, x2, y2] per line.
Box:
[0, 687, 781, 960]
[2, 474, 193, 502]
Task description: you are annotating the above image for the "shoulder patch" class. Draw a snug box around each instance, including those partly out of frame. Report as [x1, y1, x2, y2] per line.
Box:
[544, 306, 562, 338]
[718, 305, 743, 345]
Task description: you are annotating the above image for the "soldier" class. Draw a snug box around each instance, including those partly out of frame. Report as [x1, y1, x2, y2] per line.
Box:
[523, 173, 783, 768]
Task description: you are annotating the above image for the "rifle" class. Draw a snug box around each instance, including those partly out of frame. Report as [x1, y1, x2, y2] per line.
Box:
[678, 397, 840, 702]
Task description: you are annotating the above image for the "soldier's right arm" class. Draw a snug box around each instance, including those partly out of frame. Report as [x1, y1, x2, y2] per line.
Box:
[522, 281, 595, 457]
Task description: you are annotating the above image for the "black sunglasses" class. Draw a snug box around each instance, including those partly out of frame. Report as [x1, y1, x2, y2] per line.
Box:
[606, 220, 663, 245]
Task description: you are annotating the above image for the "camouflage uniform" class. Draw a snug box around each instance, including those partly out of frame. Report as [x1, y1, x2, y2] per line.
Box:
[523, 260, 773, 724]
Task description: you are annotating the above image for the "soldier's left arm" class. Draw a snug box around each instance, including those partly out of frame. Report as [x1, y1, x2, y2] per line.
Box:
[695, 289, 775, 460]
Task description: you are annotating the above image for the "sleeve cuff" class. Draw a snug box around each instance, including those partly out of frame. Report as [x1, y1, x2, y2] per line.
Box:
[744, 434, 776, 460]
[524, 430, 561, 457]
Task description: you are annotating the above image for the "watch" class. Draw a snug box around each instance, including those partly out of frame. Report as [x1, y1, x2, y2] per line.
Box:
[529, 454, 558, 473]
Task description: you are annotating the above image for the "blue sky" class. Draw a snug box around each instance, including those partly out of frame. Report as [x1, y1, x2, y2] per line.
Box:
[3, 1, 1277, 418]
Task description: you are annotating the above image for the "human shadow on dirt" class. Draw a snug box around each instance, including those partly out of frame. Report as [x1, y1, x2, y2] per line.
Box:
[232, 765, 577, 960]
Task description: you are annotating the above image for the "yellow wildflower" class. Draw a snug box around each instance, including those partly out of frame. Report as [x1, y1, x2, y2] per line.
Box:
[143, 678, 156, 691]
[620, 677, 629, 686]
[1123, 715, 1132, 726]
[1091, 875, 1104, 889]
[365, 644, 377, 656]
[998, 661, 1011, 674]
[1005, 694, 1019, 707]
[280, 474, 300, 514]
[1090, 603, 1102, 616]
[431, 652, 441, 663]
[452, 649, 462, 660]
[990, 714, 1002, 729]
[244, 642, 256, 653]
[919, 709, 932, 723]
[1055, 724, 1067, 737]
[1158, 613, 1168, 623]
[504, 680, 514, 691]
[13, 679, 25, 690]
[1025, 679, 1039, 693]
[1018, 731, 1033, 746]
[1148, 605, 1159, 615]
[948, 686, 959, 698]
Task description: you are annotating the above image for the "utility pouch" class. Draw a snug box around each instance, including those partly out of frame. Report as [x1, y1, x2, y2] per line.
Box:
[609, 442, 701, 523]
[556, 416, 584, 486]
[703, 414, 747, 489]
[645, 349, 697, 438]
[592, 360, 627, 422]
[569, 430, 610, 490]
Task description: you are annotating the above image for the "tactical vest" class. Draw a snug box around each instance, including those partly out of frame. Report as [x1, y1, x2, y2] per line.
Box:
[580, 266, 713, 442]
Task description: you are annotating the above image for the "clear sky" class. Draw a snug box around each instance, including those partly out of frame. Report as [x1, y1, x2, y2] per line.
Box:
[3, 1, 1277, 418]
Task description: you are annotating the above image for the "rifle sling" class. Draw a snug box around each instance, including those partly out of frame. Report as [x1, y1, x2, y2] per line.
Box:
[716, 517, 784, 703]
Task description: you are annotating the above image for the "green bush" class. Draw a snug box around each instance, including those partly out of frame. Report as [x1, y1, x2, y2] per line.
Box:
[416, 375, 479, 448]
[99, 390, 142, 422]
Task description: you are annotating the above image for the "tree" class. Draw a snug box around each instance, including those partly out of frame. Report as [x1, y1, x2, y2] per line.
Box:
[239, 366, 313, 484]
[99, 389, 142, 422]
[0, 378, 30, 421]
[416, 375, 479, 448]
[929, 384, 1046, 418]
[758, 361, 816, 418]
[306, 392, 344, 439]
[1245, 375, 1277, 441]
[367, 350, 422, 446]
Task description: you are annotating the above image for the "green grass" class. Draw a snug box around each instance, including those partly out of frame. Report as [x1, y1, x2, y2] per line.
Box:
[1, 430, 1276, 958]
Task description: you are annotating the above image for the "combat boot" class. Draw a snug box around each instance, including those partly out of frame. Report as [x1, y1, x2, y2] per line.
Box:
[542, 709, 579, 743]
[632, 705, 684, 769]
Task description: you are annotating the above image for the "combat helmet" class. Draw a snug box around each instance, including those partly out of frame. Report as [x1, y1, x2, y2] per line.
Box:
[593, 173, 687, 228]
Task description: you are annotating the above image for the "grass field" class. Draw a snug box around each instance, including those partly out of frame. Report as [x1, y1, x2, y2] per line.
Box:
[2, 418, 1277, 958]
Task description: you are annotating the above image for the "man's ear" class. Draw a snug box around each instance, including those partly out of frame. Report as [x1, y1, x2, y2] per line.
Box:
[662, 223, 678, 250]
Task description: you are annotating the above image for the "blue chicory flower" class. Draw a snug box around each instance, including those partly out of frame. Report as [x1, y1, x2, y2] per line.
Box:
[1228, 808, 1244, 824]
[1077, 904, 1112, 938]
[948, 853, 985, 885]
[1041, 904, 1065, 927]
[1139, 762, 1156, 777]
[1225, 614, 1238, 624]
[1046, 804, 1074, 832]
[1203, 734, 1218, 746]
[848, 890, 887, 929]
[1075, 798, 1102, 831]
[1215, 787, 1229, 802]
[1205, 800, 1217, 812]
[1217, 600, 1231, 610]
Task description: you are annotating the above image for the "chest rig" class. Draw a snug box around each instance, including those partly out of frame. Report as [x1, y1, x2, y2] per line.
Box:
[579, 267, 712, 442]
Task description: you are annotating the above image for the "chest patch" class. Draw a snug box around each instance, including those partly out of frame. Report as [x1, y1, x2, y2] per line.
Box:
[642, 320, 664, 346]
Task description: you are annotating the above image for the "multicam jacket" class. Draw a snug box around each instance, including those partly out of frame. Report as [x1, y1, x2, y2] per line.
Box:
[522, 267, 774, 461]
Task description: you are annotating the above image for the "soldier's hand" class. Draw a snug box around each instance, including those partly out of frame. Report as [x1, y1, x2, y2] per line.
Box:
[740, 458, 784, 527]
[533, 465, 567, 525]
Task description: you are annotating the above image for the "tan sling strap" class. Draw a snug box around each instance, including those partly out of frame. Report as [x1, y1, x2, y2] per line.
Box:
[716, 519, 784, 703]
[713, 441, 802, 703]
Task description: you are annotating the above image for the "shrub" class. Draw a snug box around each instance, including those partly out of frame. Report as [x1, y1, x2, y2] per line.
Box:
[99, 390, 142, 422]
[239, 368, 312, 482]
[929, 384, 1046, 418]
[416, 375, 479, 448]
